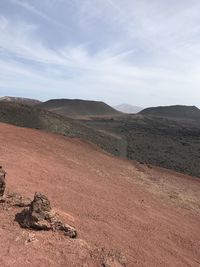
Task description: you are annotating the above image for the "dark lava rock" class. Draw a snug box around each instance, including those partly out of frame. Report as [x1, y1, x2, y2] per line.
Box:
[0, 166, 6, 197]
[16, 192, 77, 238]
[30, 192, 52, 222]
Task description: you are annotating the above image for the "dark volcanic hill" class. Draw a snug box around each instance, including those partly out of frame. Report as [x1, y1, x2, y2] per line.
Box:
[0, 96, 42, 106]
[140, 105, 200, 120]
[36, 99, 121, 118]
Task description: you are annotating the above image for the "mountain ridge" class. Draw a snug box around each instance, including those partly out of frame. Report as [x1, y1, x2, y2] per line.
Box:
[140, 105, 200, 120]
[0, 96, 42, 106]
[36, 98, 121, 118]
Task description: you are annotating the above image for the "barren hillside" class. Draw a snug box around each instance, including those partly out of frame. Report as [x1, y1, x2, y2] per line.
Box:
[0, 123, 199, 267]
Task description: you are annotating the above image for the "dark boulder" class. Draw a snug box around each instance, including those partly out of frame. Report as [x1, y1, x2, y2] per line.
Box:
[16, 192, 77, 238]
[0, 166, 6, 197]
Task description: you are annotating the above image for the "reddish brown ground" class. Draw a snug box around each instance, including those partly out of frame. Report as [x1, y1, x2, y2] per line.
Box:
[0, 122, 199, 267]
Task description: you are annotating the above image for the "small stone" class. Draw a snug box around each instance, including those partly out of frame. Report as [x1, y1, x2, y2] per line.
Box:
[63, 227, 77, 238]
[26, 233, 38, 243]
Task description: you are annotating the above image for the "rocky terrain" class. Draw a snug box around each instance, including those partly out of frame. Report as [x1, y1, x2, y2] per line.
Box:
[0, 173, 77, 238]
[0, 122, 200, 266]
[80, 108, 200, 178]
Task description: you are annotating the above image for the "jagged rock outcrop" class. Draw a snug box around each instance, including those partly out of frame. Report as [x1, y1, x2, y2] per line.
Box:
[0, 166, 6, 197]
[17, 192, 77, 238]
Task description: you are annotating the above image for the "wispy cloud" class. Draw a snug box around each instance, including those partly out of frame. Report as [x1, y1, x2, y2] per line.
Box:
[0, 1, 200, 106]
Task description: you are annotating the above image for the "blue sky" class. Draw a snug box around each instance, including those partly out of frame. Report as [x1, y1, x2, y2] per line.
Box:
[0, 0, 200, 107]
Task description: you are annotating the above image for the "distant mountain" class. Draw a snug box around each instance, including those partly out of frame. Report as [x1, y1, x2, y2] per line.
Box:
[0, 96, 42, 106]
[114, 104, 143, 113]
[36, 99, 121, 118]
[140, 105, 200, 120]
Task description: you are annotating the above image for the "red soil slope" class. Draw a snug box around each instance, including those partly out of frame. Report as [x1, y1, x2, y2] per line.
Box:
[0, 122, 199, 267]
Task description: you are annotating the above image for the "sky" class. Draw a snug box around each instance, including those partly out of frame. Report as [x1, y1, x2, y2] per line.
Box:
[0, 0, 200, 107]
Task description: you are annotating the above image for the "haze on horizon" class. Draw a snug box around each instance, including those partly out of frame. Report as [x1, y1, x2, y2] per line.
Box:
[0, 0, 200, 108]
